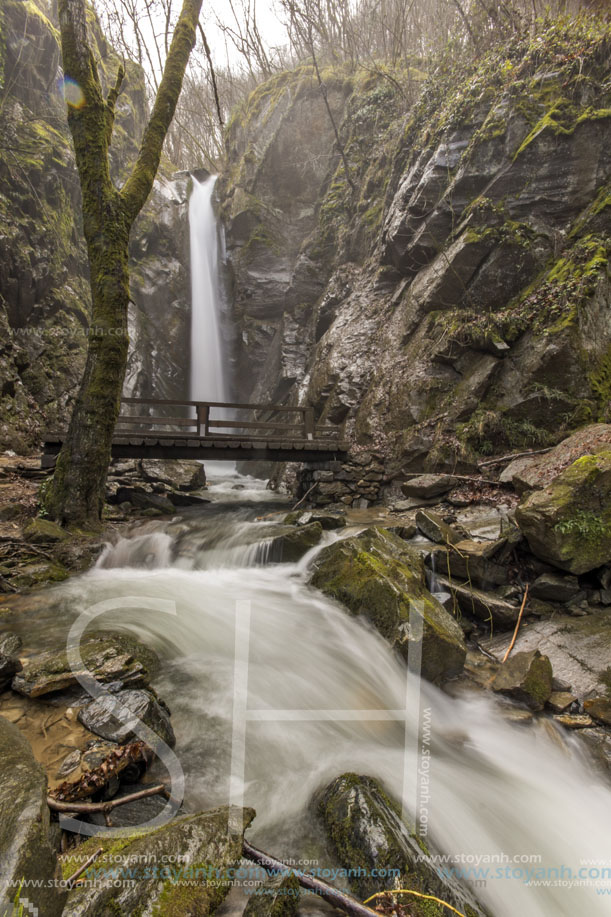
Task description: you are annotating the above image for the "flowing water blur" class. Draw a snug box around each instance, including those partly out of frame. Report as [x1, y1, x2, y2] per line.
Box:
[189, 175, 229, 403]
[17, 466, 611, 917]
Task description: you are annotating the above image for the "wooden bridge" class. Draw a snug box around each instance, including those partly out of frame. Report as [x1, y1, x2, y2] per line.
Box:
[42, 397, 349, 466]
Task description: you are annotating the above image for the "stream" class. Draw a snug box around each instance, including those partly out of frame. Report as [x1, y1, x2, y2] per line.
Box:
[10, 464, 611, 917]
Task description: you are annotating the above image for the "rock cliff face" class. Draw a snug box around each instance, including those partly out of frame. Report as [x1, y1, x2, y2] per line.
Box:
[0, 0, 190, 451]
[221, 21, 611, 500]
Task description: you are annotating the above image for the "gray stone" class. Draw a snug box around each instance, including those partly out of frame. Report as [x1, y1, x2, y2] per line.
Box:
[78, 688, 175, 747]
[415, 510, 465, 545]
[0, 652, 22, 690]
[530, 572, 580, 603]
[437, 575, 519, 629]
[428, 540, 510, 588]
[140, 458, 206, 490]
[12, 631, 159, 698]
[584, 696, 611, 727]
[492, 649, 553, 711]
[284, 509, 346, 529]
[0, 632, 22, 656]
[116, 486, 176, 514]
[554, 714, 594, 729]
[268, 522, 324, 562]
[401, 474, 455, 498]
[0, 716, 66, 917]
[546, 691, 577, 713]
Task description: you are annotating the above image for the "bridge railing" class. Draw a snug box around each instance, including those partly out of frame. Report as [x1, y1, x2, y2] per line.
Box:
[117, 397, 342, 442]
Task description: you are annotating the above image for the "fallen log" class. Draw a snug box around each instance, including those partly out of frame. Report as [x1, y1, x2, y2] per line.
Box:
[242, 839, 381, 917]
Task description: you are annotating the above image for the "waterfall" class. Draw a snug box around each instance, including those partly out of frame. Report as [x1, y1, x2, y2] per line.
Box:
[189, 175, 229, 402]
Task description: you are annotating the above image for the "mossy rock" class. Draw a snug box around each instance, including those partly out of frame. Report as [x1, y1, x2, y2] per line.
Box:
[12, 630, 159, 697]
[243, 872, 300, 917]
[309, 528, 466, 682]
[492, 649, 553, 711]
[61, 806, 255, 917]
[515, 450, 611, 574]
[316, 773, 488, 916]
[23, 517, 70, 544]
[269, 522, 324, 562]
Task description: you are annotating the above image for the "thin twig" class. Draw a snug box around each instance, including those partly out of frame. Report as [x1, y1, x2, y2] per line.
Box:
[64, 846, 103, 888]
[478, 447, 553, 468]
[502, 584, 529, 664]
[243, 840, 380, 917]
[48, 784, 169, 817]
[291, 482, 318, 511]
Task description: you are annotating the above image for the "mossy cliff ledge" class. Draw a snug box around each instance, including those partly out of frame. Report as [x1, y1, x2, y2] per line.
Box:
[309, 527, 466, 682]
[221, 21, 611, 495]
[0, 0, 190, 451]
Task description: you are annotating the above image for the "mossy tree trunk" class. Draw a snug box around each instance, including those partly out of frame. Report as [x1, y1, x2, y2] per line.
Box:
[43, 0, 203, 527]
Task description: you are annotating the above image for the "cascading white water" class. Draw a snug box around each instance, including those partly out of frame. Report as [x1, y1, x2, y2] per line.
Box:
[189, 175, 229, 402]
[47, 498, 611, 917]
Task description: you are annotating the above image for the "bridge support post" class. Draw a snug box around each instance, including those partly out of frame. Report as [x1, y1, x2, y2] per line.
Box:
[197, 404, 210, 437]
[304, 408, 315, 441]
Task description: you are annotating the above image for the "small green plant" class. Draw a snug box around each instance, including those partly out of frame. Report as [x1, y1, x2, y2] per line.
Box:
[554, 510, 611, 542]
[3, 881, 26, 917]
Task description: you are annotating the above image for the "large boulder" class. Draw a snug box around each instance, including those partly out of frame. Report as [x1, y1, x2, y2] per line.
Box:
[317, 774, 487, 916]
[515, 450, 611, 574]
[140, 458, 207, 490]
[310, 528, 466, 682]
[0, 716, 66, 917]
[511, 425, 611, 493]
[61, 805, 255, 917]
[12, 631, 159, 698]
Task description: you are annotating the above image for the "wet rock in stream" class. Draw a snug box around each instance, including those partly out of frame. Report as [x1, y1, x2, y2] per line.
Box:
[11, 630, 160, 698]
[78, 688, 175, 747]
[316, 773, 488, 916]
[310, 527, 466, 682]
[61, 806, 255, 917]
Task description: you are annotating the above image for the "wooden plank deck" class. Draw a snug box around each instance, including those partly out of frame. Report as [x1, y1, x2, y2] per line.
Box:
[42, 397, 349, 466]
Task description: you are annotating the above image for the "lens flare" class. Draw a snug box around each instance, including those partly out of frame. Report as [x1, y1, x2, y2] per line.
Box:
[60, 76, 85, 109]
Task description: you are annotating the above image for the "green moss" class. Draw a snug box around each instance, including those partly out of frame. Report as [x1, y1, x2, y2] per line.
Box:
[522, 654, 554, 707]
[514, 101, 611, 159]
[590, 344, 611, 419]
[311, 527, 465, 682]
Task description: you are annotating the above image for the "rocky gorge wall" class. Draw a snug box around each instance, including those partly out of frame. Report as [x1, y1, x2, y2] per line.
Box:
[221, 20, 611, 504]
[0, 0, 191, 452]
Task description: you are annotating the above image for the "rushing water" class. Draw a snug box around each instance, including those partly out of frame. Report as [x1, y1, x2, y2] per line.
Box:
[189, 175, 229, 403]
[19, 468, 611, 917]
